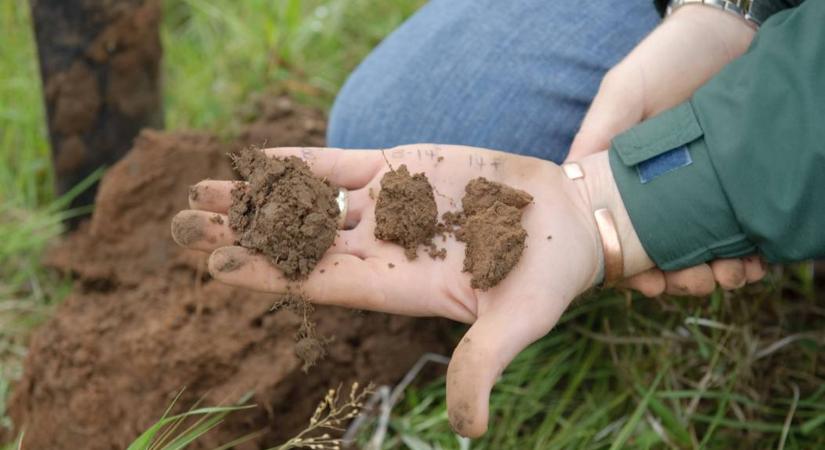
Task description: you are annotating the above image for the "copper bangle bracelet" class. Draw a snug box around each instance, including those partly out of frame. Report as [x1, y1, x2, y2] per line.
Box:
[561, 162, 624, 287]
[593, 208, 624, 287]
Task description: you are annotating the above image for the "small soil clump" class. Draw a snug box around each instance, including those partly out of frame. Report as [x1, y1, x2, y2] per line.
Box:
[450, 178, 533, 290]
[229, 148, 339, 279]
[272, 292, 327, 372]
[374, 165, 439, 259]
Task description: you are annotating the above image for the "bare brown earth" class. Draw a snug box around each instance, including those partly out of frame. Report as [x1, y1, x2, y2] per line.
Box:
[7, 98, 451, 449]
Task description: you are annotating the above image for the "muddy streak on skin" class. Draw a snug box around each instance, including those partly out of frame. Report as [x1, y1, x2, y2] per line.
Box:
[448, 400, 474, 436]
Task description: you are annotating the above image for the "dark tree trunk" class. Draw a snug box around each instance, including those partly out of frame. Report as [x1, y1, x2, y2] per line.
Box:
[29, 0, 163, 220]
[815, 261, 825, 292]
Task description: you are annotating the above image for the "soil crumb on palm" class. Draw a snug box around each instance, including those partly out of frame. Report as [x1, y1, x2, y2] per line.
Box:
[228, 148, 339, 280]
[449, 178, 533, 290]
[374, 164, 439, 259]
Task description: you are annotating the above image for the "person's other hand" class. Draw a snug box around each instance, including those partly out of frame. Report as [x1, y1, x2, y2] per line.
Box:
[172, 145, 644, 437]
[567, 4, 764, 297]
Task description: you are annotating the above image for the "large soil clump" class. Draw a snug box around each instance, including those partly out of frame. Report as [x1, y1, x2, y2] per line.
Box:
[229, 148, 339, 279]
[448, 178, 533, 290]
[374, 164, 439, 259]
[6, 97, 451, 450]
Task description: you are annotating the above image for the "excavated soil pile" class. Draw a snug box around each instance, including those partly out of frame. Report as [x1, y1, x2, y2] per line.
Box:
[374, 165, 439, 259]
[7, 98, 451, 450]
[229, 148, 339, 279]
[446, 178, 533, 290]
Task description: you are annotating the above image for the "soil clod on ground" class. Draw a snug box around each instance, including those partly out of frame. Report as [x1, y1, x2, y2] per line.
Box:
[374, 164, 439, 259]
[449, 178, 533, 290]
[229, 148, 339, 280]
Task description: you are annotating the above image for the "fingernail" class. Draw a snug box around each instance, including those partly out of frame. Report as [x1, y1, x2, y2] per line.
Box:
[171, 211, 204, 246]
[215, 254, 243, 272]
[209, 248, 247, 275]
[188, 184, 199, 202]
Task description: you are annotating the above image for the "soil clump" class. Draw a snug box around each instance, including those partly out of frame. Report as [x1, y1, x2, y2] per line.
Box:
[229, 148, 339, 280]
[447, 178, 533, 290]
[374, 165, 439, 259]
[6, 97, 451, 450]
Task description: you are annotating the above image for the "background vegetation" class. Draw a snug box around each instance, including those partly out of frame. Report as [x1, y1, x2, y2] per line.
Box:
[2, 1, 823, 448]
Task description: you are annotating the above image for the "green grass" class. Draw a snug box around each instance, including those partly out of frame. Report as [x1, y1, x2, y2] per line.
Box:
[161, 0, 423, 132]
[0, 1, 75, 438]
[364, 272, 825, 449]
[126, 391, 258, 450]
[3, 0, 825, 449]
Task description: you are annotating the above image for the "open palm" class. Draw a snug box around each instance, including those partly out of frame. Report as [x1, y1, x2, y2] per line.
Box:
[172, 144, 602, 437]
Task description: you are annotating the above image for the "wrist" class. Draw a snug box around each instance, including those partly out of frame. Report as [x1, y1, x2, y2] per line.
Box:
[668, 3, 755, 57]
[668, 0, 760, 32]
[575, 151, 655, 279]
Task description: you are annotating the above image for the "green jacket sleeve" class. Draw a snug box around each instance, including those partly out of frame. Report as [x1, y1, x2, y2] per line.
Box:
[611, 0, 825, 271]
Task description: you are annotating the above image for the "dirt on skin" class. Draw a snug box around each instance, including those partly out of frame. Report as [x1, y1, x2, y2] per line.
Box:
[229, 148, 339, 280]
[6, 98, 452, 450]
[374, 165, 439, 260]
[448, 178, 533, 290]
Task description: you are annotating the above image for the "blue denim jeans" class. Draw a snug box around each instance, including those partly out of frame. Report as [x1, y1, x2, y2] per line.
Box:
[328, 0, 660, 163]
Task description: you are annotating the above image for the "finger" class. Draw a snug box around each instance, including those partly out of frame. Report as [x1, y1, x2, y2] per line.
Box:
[171, 210, 236, 251]
[189, 180, 365, 230]
[189, 180, 234, 213]
[263, 147, 385, 189]
[620, 268, 666, 297]
[208, 246, 382, 309]
[566, 69, 644, 162]
[208, 245, 474, 322]
[665, 264, 716, 296]
[710, 258, 747, 290]
[567, 128, 613, 162]
[743, 255, 767, 283]
[343, 186, 373, 229]
[446, 302, 555, 438]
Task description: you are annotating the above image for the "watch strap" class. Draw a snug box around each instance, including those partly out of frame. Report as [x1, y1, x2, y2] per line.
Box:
[667, 0, 761, 28]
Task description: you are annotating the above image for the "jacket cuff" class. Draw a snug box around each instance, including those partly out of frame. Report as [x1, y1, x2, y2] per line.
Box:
[609, 102, 757, 271]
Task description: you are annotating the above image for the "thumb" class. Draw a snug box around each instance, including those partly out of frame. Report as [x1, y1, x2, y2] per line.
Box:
[566, 68, 644, 162]
[446, 302, 559, 437]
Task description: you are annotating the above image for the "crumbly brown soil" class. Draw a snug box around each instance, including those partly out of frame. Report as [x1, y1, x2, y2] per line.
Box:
[6, 98, 451, 450]
[374, 165, 439, 259]
[449, 178, 533, 290]
[229, 148, 339, 280]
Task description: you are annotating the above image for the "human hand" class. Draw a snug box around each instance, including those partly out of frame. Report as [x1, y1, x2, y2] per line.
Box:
[567, 4, 763, 296]
[171, 144, 651, 437]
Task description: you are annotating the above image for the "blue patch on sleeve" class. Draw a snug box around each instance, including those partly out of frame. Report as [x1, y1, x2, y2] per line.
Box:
[636, 145, 692, 184]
